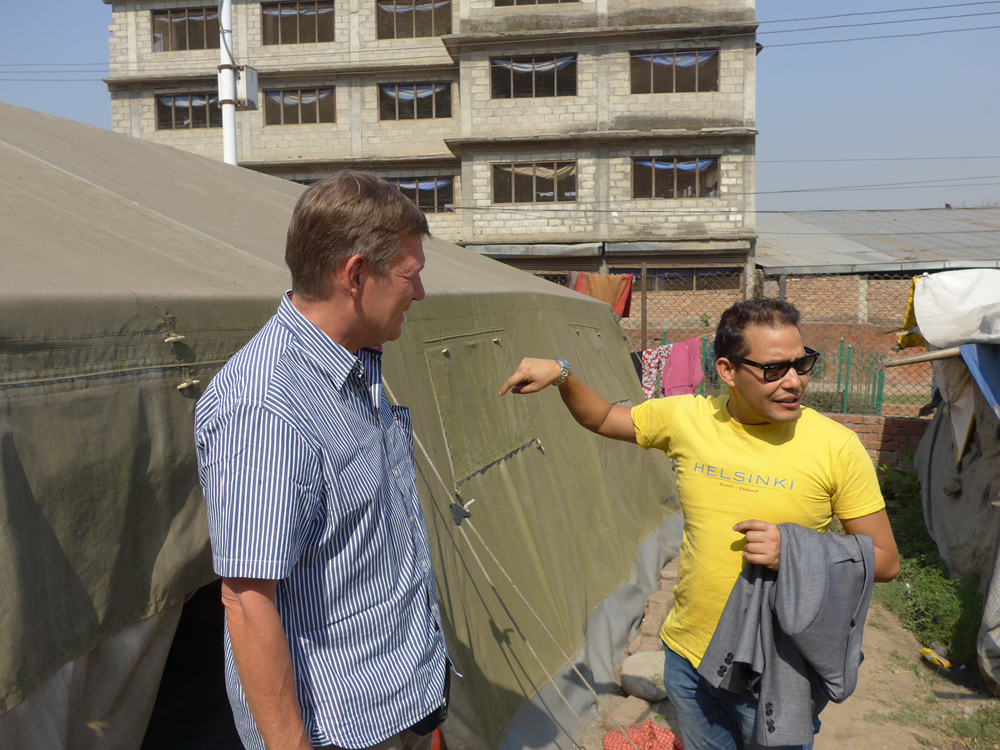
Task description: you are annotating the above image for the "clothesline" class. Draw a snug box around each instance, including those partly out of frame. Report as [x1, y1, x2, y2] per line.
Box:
[640, 335, 711, 399]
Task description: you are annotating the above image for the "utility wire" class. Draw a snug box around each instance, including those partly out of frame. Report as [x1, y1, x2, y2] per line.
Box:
[758, 9, 1000, 35]
[764, 23, 1000, 48]
[756, 0, 1000, 24]
[4, 3, 999, 75]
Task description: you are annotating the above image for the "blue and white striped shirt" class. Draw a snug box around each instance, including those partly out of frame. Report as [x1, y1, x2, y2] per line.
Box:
[195, 293, 447, 750]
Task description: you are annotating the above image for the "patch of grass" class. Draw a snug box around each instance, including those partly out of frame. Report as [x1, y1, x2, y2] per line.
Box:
[863, 699, 941, 731]
[874, 468, 984, 667]
[949, 701, 1000, 749]
[868, 616, 889, 632]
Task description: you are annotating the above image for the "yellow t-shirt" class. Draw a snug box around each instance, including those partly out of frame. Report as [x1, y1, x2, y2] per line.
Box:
[631, 394, 885, 669]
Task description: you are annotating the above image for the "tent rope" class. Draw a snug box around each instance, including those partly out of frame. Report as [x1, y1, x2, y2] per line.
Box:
[383, 379, 643, 750]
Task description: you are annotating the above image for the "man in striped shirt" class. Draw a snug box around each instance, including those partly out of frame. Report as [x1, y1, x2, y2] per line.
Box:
[195, 172, 449, 750]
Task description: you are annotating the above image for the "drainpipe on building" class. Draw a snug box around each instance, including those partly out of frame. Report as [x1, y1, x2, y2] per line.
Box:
[218, 0, 237, 166]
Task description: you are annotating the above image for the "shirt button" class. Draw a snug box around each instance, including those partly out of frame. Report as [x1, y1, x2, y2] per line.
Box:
[422, 560, 429, 569]
[394, 470, 400, 478]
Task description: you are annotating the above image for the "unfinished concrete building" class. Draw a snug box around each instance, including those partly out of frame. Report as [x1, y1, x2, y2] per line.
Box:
[103, 0, 758, 283]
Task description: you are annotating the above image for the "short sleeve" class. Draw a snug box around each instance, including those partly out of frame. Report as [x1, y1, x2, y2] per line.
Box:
[830, 432, 886, 521]
[631, 396, 685, 451]
[197, 402, 322, 579]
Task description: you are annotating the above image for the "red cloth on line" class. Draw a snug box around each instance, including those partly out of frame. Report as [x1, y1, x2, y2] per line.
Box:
[573, 272, 633, 317]
[602, 718, 683, 750]
[660, 338, 705, 397]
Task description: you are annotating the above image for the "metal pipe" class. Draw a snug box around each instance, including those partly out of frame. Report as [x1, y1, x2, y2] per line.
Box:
[640, 262, 647, 353]
[883, 347, 962, 368]
[842, 344, 853, 414]
[219, 0, 237, 165]
[837, 337, 844, 391]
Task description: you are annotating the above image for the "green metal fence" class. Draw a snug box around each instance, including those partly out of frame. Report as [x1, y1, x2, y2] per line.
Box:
[802, 337, 885, 416]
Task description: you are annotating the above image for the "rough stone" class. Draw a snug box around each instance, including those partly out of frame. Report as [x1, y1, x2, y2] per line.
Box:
[624, 635, 643, 658]
[620, 651, 667, 702]
[646, 589, 675, 609]
[638, 614, 663, 638]
[635, 636, 664, 654]
[608, 695, 651, 729]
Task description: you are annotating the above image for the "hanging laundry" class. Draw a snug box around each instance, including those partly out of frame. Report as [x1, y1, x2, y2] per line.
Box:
[573, 272, 633, 317]
[661, 337, 705, 396]
[641, 345, 671, 399]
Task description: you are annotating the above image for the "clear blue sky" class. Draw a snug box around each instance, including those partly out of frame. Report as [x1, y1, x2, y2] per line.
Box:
[1, 1, 998, 212]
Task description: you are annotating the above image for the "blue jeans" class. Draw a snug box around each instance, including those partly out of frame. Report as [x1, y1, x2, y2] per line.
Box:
[661, 645, 815, 750]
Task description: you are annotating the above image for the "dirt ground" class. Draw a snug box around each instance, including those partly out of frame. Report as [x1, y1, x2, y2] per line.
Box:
[812, 601, 993, 750]
[584, 601, 995, 750]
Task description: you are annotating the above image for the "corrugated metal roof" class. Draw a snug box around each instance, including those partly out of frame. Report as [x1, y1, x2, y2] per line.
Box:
[755, 209, 1000, 274]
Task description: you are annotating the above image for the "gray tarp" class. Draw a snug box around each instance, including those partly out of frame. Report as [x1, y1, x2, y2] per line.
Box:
[0, 102, 679, 745]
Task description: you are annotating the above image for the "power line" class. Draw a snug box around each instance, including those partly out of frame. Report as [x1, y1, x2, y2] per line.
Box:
[758, 9, 1000, 36]
[756, 0, 1000, 24]
[0, 78, 107, 82]
[758, 156, 1000, 163]
[764, 23, 1000, 48]
[4, 3, 999, 75]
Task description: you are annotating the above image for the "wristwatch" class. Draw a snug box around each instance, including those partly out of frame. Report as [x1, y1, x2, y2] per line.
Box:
[552, 358, 572, 387]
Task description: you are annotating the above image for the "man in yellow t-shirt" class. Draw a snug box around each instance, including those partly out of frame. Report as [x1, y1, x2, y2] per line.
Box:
[500, 299, 899, 750]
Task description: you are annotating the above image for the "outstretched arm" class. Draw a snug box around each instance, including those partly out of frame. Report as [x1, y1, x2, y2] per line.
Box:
[500, 357, 637, 443]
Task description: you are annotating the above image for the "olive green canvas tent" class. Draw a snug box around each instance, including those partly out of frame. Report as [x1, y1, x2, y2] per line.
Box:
[0, 102, 681, 749]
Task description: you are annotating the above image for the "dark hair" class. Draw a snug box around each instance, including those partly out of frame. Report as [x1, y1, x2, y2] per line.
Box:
[714, 299, 801, 362]
[285, 171, 430, 300]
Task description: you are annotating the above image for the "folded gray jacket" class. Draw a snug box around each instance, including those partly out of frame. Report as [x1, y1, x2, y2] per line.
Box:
[697, 524, 876, 746]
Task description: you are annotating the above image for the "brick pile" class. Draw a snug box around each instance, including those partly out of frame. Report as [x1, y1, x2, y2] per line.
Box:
[824, 413, 928, 469]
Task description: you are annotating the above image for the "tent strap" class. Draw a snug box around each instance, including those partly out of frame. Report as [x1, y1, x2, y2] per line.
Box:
[383, 378, 642, 750]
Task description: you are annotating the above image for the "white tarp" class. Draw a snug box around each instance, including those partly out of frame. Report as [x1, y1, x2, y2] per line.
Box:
[913, 269, 1000, 348]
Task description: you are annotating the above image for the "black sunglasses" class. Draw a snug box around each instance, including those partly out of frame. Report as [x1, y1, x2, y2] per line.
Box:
[728, 347, 821, 382]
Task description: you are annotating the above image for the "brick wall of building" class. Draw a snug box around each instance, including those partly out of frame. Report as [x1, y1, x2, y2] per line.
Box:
[825, 413, 928, 469]
[461, 39, 750, 138]
[461, 0, 753, 35]
[465, 148, 749, 244]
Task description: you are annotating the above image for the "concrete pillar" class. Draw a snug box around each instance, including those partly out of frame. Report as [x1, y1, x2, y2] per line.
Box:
[858, 275, 869, 323]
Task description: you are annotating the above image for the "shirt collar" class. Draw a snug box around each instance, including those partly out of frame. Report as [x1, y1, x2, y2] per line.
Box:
[276, 292, 382, 391]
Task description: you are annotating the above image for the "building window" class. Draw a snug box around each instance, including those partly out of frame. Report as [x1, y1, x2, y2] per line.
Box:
[386, 177, 454, 212]
[152, 8, 220, 52]
[264, 88, 336, 125]
[379, 83, 451, 120]
[262, 2, 335, 45]
[156, 93, 222, 129]
[630, 50, 719, 94]
[493, 162, 577, 203]
[491, 55, 577, 98]
[376, 0, 452, 39]
[494, 0, 578, 4]
[632, 157, 719, 199]
[609, 267, 741, 291]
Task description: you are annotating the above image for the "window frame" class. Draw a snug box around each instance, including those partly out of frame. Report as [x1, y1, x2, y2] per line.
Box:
[261, 1, 336, 46]
[490, 54, 578, 99]
[151, 8, 221, 52]
[155, 92, 223, 130]
[263, 87, 337, 125]
[378, 82, 452, 120]
[631, 157, 720, 200]
[494, 0, 579, 5]
[376, 0, 452, 40]
[492, 161, 578, 204]
[607, 266, 742, 292]
[629, 49, 720, 94]
[384, 176, 456, 213]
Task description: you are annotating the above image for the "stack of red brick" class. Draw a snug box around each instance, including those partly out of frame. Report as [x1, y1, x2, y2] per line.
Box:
[825, 414, 928, 468]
